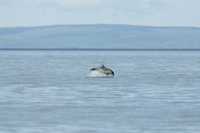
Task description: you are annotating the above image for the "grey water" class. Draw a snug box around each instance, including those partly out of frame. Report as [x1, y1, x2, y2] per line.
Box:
[0, 49, 200, 133]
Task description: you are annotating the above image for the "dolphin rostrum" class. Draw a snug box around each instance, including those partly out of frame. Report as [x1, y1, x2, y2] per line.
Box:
[90, 64, 114, 76]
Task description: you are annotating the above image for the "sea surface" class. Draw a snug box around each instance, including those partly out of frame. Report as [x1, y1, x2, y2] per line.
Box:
[0, 50, 200, 133]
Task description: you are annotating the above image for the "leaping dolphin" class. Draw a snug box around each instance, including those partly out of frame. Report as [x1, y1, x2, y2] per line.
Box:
[90, 64, 114, 76]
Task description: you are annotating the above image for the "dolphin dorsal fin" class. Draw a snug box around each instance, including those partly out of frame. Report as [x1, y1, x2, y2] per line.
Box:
[101, 64, 105, 68]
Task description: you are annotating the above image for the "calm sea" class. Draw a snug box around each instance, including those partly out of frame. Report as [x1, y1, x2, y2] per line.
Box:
[0, 50, 200, 133]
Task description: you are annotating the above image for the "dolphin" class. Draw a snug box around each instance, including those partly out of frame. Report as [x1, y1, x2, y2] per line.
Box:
[90, 64, 114, 76]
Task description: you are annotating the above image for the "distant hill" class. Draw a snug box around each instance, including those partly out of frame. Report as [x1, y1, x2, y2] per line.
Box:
[0, 24, 200, 49]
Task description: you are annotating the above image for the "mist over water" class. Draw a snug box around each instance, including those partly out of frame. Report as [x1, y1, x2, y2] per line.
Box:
[0, 50, 200, 133]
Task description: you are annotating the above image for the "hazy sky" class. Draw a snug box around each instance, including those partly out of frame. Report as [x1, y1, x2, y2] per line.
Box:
[0, 0, 200, 27]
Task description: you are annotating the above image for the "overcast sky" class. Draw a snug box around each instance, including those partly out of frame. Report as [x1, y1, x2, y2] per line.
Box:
[0, 0, 200, 27]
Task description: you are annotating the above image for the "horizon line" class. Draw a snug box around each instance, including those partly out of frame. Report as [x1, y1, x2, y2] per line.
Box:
[0, 24, 200, 29]
[1, 48, 200, 51]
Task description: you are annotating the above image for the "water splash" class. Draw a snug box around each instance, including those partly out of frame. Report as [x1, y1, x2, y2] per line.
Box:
[87, 70, 106, 78]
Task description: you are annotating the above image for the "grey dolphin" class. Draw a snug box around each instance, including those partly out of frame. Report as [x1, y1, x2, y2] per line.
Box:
[90, 64, 114, 76]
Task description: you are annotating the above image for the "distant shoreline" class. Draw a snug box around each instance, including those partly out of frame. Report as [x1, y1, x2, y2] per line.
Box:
[1, 24, 200, 49]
